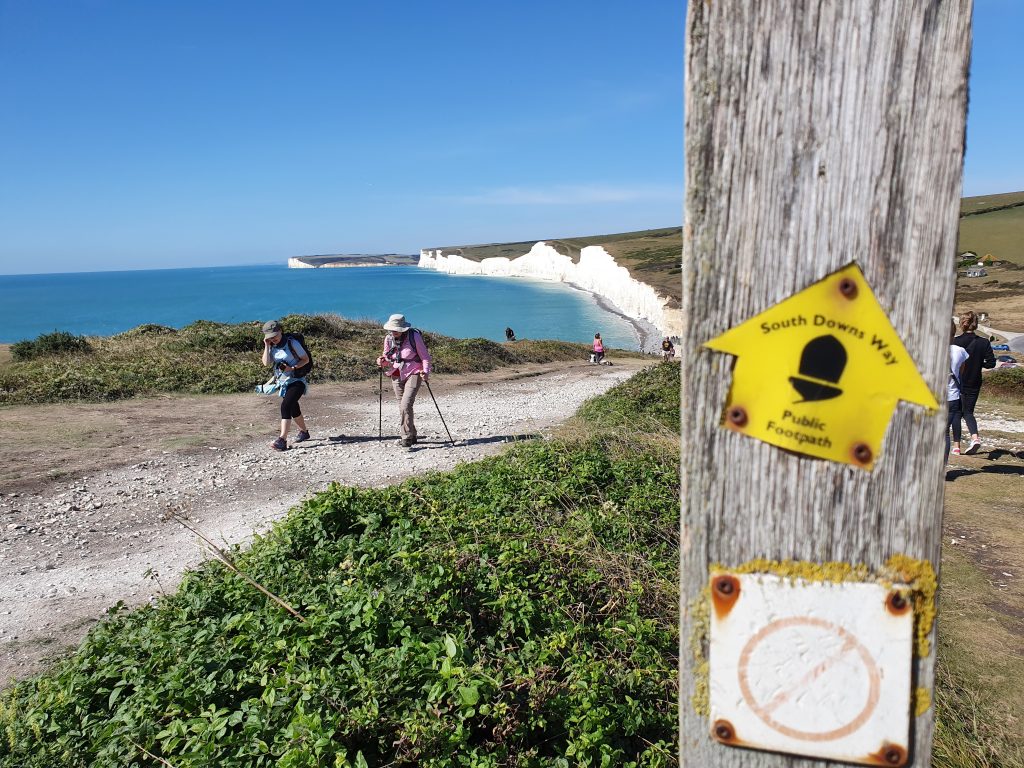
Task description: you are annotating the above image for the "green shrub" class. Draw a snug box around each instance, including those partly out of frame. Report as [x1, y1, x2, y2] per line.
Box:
[575, 362, 680, 433]
[175, 320, 263, 354]
[985, 367, 1024, 402]
[116, 324, 177, 338]
[10, 331, 92, 361]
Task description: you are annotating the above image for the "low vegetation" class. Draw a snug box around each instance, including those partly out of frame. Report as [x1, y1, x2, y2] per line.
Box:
[0, 315, 619, 406]
[0, 364, 681, 767]
[984, 367, 1024, 401]
[10, 331, 92, 361]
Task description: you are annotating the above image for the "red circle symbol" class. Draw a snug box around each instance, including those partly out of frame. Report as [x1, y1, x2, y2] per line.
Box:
[737, 617, 881, 742]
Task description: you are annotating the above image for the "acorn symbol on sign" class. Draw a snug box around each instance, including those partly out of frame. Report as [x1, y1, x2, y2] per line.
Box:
[789, 335, 847, 402]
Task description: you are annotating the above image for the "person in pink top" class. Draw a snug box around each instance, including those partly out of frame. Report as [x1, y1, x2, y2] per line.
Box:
[592, 333, 605, 364]
[376, 313, 432, 448]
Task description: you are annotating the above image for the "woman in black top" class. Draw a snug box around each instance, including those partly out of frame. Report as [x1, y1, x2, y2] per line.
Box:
[952, 310, 996, 454]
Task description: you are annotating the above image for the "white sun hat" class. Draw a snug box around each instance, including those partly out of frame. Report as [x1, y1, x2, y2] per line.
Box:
[383, 314, 412, 332]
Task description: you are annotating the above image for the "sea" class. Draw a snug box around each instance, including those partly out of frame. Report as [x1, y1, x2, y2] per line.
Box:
[0, 264, 646, 349]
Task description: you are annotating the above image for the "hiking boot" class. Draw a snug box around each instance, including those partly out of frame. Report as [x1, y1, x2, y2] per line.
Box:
[395, 437, 417, 448]
[964, 439, 981, 455]
[294, 430, 311, 443]
[271, 437, 288, 451]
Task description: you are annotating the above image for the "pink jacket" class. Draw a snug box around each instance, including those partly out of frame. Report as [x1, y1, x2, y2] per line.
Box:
[593, 339, 604, 353]
[383, 330, 432, 382]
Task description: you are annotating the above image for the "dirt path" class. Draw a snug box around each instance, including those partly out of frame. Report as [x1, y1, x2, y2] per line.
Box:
[0, 360, 645, 685]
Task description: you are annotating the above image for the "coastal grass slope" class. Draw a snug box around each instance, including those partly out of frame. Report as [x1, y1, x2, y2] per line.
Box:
[0, 315, 634, 406]
[958, 191, 1024, 265]
[429, 227, 682, 305]
[0, 364, 681, 768]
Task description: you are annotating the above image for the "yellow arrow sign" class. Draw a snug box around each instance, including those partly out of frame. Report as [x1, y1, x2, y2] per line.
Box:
[704, 263, 938, 470]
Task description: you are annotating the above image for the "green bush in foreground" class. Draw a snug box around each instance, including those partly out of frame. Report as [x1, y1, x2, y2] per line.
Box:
[0, 366, 679, 767]
[0, 315, 613, 405]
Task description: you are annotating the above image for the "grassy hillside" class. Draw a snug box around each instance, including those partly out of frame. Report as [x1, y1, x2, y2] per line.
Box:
[958, 191, 1024, 265]
[959, 191, 1024, 217]
[429, 227, 682, 306]
[0, 315, 636, 406]
[0, 364, 681, 768]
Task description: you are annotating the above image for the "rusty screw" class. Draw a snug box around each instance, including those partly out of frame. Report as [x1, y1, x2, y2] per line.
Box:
[886, 590, 910, 615]
[727, 406, 748, 428]
[714, 576, 735, 596]
[852, 442, 873, 464]
[839, 277, 858, 299]
[883, 745, 906, 765]
[713, 719, 735, 743]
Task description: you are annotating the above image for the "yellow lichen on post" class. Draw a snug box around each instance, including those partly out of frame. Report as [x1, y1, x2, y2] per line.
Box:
[914, 687, 932, 717]
[689, 586, 712, 715]
[718, 558, 872, 584]
[882, 554, 938, 658]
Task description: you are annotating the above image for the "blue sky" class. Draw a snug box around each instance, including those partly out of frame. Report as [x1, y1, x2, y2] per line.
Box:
[0, 1, 1020, 275]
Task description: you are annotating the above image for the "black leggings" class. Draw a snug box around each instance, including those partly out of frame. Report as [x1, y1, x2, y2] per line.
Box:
[948, 398, 963, 444]
[280, 382, 305, 420]
[958, 385, 980, 436]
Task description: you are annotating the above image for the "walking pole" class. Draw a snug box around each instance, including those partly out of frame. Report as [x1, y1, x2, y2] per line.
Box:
[422, 377, 455, 446]
[378, 369, 383, 440]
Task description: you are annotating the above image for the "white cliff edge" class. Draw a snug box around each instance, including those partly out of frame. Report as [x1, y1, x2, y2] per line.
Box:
[288, 257, 315, 269]
[418, 243, 682, 341]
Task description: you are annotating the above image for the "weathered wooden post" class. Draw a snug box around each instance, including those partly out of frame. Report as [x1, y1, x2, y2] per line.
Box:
[680, 2, 972, 767]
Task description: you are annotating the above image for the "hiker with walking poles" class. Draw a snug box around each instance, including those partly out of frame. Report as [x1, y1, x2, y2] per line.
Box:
[260, 319, 312, 451]
[376, 314, 438, 449]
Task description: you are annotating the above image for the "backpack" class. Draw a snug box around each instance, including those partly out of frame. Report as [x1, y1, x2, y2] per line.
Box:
[285, 332, 313, 378]
[383, 328, 424, 378]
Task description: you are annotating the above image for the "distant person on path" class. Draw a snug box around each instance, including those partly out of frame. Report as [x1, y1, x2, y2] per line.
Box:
[505, 327, 516, 341]
[261, 320, 312, 451]
[661, 337, 676, 361]
[946, 320, 970, 461]
[953, 310, 996, 454]
[376, 314, 432, 449]
[591, 333, 605, 364]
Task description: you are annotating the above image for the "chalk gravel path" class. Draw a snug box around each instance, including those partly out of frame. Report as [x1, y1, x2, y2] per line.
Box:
[0, 362, 639, 685]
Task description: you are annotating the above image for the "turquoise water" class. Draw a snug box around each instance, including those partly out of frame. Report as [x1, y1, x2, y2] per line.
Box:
[0, 265, 641, 348]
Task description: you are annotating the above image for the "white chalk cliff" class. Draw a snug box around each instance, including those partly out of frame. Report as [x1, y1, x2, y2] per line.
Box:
[418, 243, 682, 340]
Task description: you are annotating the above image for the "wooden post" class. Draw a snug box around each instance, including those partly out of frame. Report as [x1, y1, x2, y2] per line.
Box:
[680, 2, 972, 767]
